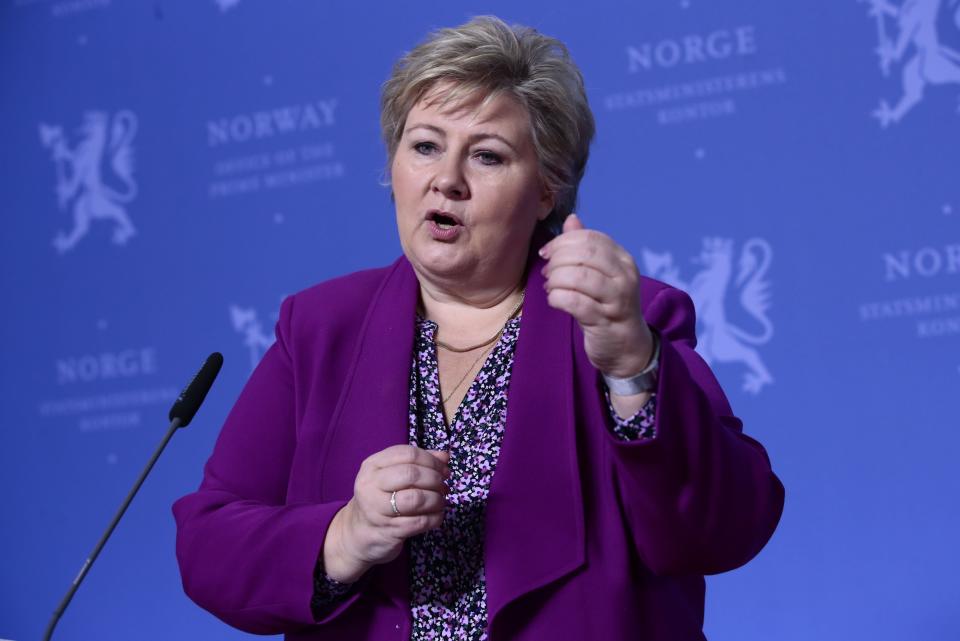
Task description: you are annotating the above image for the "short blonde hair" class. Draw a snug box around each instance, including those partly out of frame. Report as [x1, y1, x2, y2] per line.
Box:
[380, 16, 595, 233]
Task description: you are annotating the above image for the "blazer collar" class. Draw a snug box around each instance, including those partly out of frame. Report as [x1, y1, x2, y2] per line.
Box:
[320, 237, 585, 620]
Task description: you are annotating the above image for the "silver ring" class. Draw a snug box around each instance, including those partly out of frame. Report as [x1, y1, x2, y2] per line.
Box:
[390, 490, 400, 516]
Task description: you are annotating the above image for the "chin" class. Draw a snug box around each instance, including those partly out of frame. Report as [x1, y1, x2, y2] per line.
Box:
[410, 243, 471, 276]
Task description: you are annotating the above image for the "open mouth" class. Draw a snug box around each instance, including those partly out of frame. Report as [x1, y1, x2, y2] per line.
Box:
[427, 210, 462, 230]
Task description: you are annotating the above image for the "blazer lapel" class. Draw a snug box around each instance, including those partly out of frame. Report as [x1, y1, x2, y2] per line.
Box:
[484, 248, 586, 628]
[317, 256, 419, 610]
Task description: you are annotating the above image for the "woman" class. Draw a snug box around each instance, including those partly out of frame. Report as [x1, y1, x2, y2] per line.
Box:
[173, 16, 784, 641]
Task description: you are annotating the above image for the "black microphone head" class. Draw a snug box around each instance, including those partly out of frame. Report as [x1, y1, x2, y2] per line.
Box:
[169, 352, 224, 427]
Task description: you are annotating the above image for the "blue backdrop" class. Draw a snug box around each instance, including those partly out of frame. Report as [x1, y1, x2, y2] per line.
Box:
[2, 1, 958, 639]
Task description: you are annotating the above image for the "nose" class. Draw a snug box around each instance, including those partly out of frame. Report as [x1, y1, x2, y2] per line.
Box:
[432, 155, 469, 200]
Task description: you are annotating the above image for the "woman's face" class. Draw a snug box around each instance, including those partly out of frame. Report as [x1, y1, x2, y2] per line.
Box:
[392, 86, 553, 291]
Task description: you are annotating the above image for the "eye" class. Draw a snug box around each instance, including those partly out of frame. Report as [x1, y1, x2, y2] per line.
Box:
[474, 150, 503, 166]
[413, 141, 438, 155]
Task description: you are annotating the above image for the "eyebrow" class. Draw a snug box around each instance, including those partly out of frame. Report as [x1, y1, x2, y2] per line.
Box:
[404, 123, 519, 152]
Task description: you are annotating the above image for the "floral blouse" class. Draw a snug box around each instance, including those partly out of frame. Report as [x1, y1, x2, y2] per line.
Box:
[312, 314, 656, 638]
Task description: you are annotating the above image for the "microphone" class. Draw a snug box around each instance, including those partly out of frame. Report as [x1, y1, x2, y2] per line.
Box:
[42, 352, 224, 641]
[169, 352, 224, 427]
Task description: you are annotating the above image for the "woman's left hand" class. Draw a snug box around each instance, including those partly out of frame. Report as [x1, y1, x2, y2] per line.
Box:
[539, 214, 654, 378]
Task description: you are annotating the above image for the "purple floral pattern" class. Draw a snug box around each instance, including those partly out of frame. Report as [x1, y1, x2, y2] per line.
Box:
[605, 388, 657, 440]
[405, 315, 520, 640]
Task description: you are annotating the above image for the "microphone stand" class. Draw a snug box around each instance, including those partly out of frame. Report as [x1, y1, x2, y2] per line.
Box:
[41, 417, 182, 641]
[42, 351, 222, 641]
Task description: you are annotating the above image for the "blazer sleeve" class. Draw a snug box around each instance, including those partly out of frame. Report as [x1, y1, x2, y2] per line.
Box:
[172, 295, 364, 635]
[606, 285, 785, 576]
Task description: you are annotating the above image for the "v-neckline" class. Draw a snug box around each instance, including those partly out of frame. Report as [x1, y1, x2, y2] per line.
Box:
[438, 341, 497, 433]
[418, 315, 519, 437]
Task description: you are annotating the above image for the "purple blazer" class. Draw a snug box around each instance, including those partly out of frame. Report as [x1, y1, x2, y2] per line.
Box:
[173, 243, 784, 640]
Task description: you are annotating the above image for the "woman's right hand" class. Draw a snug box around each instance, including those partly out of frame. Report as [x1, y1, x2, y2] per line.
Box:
[322, 445, 450, 583]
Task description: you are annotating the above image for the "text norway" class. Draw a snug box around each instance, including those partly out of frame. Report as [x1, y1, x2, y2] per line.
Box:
[207, 100, 338, 147]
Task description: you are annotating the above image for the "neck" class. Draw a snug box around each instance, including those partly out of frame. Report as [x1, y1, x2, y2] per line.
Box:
[416, 268, 527, 343]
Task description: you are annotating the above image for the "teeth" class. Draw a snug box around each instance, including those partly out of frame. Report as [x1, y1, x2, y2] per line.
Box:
[437, 222, 453, 229]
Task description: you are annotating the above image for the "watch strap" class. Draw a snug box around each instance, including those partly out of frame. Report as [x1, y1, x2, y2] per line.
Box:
[602, 329, 660, 395]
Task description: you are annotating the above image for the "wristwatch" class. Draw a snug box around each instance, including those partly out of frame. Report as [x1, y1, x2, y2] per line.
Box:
[602, 329, 660, 395]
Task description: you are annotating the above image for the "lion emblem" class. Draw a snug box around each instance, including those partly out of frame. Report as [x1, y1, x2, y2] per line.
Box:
[230, 305, 275, 371]
[642, 237, 774, 394]
[39, 110, 138, 254]
[863, 0, 960, 126]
